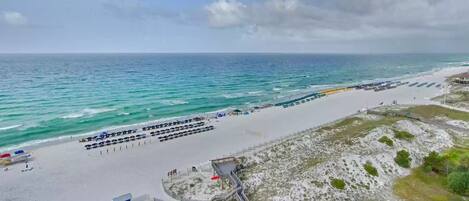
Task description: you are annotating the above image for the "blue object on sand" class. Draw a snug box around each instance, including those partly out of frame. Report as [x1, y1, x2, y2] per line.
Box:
[14, 150, 25, 155]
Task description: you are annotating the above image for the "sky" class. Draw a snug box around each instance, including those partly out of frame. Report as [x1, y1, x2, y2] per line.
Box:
[1, 0, 469, 53]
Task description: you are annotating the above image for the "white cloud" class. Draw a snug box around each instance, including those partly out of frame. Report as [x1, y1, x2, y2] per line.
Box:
[205, 0, 247, 28]
[3, 11, 28, 26]
[204, 0, 469, 42]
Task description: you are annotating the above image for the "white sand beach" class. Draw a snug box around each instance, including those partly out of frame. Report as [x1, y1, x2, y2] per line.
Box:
[0, 67, 467, 201]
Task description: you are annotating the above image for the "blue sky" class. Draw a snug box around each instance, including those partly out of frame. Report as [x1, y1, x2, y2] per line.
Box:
[1, 0, 469, 53]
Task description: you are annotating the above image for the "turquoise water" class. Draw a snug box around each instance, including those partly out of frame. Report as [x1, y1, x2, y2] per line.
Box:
[0, 53, 468, 149]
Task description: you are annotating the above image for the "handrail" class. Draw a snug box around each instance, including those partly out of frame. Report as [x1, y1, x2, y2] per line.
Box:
[211, 163, 248, 201]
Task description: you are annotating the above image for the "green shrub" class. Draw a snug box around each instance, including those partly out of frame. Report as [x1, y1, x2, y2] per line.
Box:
[331, 178, 346, 190]
[394, 130, 414, 141]
[447, 171, 469, 195]
[378, 136, 394, 147]
[395, 150, 412, 168]
[423, 151, 450, 175]
[459, 156, 469, 171]
[363, 162, 379, 176]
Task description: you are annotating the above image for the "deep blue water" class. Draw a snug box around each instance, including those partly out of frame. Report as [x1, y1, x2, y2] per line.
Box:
[0, 53, 468, 149]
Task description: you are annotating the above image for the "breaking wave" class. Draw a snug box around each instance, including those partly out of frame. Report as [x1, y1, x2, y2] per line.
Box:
[0, 124, 23, 131]
[61, 108, 116, 119]
[160, 99, 189, 106]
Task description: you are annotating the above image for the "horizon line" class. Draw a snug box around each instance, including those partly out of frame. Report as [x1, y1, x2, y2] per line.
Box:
[1, 51, 468, 55]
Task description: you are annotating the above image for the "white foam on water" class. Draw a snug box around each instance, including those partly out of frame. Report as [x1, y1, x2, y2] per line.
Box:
[307, 84, 333, 90]
[287, 89, 301, 93]
[247, 91, 264, 95]
[222, 93, 246, 99]
[222, 91, 265, 99]
[273, 87, 282, 91]
[61, 108, 116, 119]
[160, 99, 189, 106]
[0, 124, 23, 131]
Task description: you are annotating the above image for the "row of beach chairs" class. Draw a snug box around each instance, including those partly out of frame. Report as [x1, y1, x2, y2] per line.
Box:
[149, 122, 205, 136]
[358, 81, 407, 92]
[408, 82, 440, 88]
[158, 126, 215, 142]
[373, 81, 408, 92]
[142, 118, 201, 131]
[80, 129, 137, 142]
[282, 96, 320, 108]
[84, 134, 147, 150]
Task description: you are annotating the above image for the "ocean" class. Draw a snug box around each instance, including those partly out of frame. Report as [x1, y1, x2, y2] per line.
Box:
[0, 53, 468, 150]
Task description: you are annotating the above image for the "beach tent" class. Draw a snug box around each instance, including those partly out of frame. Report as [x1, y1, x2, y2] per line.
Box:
[0, 153, 13, 166]
[0, 153, 11, 158]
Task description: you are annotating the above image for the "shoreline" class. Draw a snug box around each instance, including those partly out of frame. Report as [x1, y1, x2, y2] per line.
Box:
[0, 65, 465, 153]
[0, 66, 467, 201]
